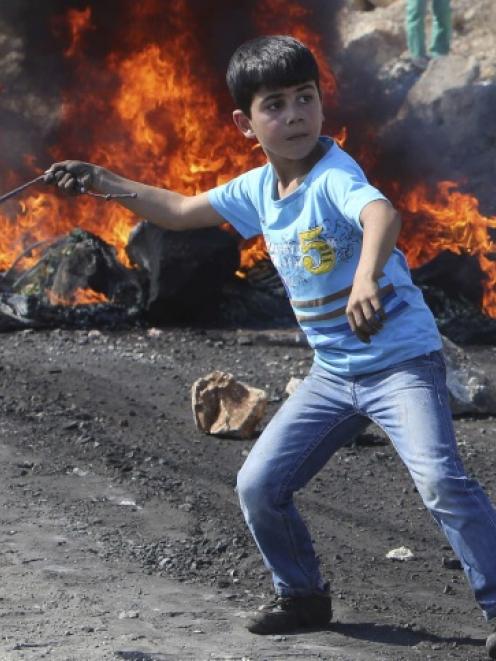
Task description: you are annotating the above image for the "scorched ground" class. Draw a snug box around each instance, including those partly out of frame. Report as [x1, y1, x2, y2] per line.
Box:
[0, 326, 495, 660]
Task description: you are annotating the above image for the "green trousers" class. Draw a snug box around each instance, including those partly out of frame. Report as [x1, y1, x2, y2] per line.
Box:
[406, 0, 451, 58]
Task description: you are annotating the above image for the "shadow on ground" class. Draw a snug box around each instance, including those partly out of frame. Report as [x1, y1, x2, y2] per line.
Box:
[331, 621, 486, 649]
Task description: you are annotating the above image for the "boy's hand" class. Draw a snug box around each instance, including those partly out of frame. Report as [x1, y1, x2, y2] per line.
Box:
[44, 160, 100, 195]
[346, 275, 386, 344]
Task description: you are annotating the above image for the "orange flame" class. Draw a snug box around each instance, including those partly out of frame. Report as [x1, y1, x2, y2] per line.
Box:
[397, 181, 496, 316]
[2, 0, 329, 277]
[48, 287, 108, 306]
[253, 0, 337, 107]
[239, 236, 269, 272]
[333, 126, 348, 148]
[1, 1, 495, 319]
[64, 8, 93, 58]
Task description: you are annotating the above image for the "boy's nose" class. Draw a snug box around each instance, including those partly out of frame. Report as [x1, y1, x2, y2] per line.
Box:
[286, 107, 304, 124]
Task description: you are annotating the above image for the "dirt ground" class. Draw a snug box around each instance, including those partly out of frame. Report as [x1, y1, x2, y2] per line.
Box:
[0, 326, 495, 661]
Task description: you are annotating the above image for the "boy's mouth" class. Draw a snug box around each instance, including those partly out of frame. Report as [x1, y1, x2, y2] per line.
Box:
[287, 133, 309, 141]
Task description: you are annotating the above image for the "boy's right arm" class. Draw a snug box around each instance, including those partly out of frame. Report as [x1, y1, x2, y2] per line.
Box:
[45, 160, 224, 231]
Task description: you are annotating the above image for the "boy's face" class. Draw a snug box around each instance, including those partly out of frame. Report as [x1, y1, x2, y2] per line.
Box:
[233, 81, 324, 162]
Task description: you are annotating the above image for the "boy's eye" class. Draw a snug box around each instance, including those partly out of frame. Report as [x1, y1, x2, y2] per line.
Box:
[267, 101, 283, 111]
[299, 94, 314, 104]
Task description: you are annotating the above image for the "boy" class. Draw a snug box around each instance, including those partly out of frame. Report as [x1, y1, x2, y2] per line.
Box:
[46, 35, 496, 657]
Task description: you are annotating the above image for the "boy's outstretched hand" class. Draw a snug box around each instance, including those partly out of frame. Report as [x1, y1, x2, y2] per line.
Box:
[43, 160, 224, 232]
[346, 275, 386, 344]
[44, 161, 100, 194]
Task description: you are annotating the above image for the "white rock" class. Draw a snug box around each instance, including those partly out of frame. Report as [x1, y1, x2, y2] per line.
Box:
[118, 610, 140, 619]
[72, 467, 88, 477]
[285, 377, 303, 396]
[386, 546, 415, 561]
[146, 327, 163, 338]
[119, 499, 138, 508]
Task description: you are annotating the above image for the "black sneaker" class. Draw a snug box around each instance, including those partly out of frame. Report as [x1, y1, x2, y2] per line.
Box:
[247, 591, 332, 635]
[487, 626, 496, 659]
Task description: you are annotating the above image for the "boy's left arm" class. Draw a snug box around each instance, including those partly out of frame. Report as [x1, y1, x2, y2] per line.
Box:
[346, 199, 402, 343]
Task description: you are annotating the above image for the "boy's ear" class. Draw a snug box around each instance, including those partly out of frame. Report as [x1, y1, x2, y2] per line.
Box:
[233, 109, 256, 139]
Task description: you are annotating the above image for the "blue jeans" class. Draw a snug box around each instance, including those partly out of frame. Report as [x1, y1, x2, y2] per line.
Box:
[237, 351, 496, 621]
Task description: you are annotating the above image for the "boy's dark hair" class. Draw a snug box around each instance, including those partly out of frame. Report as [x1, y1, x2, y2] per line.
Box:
[226, 35, 320, 116]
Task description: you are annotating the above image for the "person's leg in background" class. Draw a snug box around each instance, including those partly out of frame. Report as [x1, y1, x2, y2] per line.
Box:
[430, 0, 451, 56]
[406, 0, 427, 60]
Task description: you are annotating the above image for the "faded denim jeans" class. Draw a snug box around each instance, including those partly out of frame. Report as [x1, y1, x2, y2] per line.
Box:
[237, 351, 496, 621]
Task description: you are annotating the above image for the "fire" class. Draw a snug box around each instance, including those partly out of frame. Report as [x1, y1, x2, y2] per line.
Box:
[397, 181, 496, 317]
[253, 0, 337, 107]
[0, 193, 135, 272]
[0, 1, 495, 318]
[0, 194, 63, 272]
[238, 236, 269, 273]
[0, 0, 338, 276]
[48, 287, 109, 306]
[63, 8, 92, 58]
[333, 126, 348, 148]
[72, 288, 109, 305]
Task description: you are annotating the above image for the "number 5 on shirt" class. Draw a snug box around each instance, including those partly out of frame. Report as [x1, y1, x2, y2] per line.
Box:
[299, 226, 335, 275]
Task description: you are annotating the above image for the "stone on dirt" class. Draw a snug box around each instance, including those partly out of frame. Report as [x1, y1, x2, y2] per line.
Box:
[191, 371, 267, 439]
[386, 546, 415, 561]
[442, 335, 496, 414]
[442, 556, 463, 570]
[285, 377, 303, 396]
[146, 327, 163, 338]
[118, 610, 140, 619]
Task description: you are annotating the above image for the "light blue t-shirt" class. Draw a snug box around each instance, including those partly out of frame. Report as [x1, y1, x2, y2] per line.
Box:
[208, 137, 441, 375]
